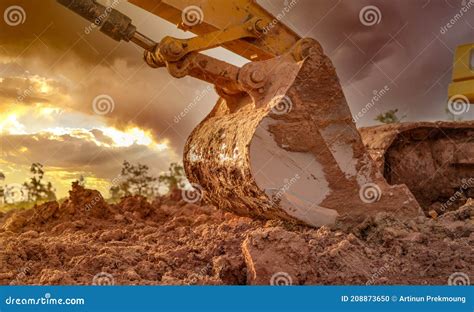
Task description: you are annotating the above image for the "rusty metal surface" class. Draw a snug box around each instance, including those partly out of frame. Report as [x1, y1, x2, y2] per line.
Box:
[57, 0, 136, 41]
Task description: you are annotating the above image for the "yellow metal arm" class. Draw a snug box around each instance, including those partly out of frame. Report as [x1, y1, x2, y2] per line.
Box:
[129, 0, 301, 61]
[157, 17, 264, 62]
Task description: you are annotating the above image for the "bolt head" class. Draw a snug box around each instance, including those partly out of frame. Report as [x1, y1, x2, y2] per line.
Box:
[250, 70, 265, 83]
[168, 41, 184, 55]
[254, 19, 265, 33]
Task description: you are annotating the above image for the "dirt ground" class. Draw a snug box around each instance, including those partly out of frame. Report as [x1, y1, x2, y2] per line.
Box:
[0, 182, 472, 286]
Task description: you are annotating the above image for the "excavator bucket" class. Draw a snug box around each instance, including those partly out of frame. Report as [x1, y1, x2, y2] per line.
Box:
[57, 0, 422, 227]
[184, 39, 421, 227]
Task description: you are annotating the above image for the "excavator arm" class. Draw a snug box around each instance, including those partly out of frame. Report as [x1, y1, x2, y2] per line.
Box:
[128, 0, 300, 60]
[57, 0, 421, 227]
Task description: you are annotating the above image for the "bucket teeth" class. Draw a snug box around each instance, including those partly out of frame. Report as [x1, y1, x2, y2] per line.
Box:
[184, 39, 421, 227]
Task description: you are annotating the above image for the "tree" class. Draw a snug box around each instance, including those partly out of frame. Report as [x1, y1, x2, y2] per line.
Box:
[158, 163, 186, 193]
[117, 161, 157, 197]
[375, 109, 406, 124]
[109, 185, 121, 201]
[76, 175, 85, 187]
[23, 163, 56, 202]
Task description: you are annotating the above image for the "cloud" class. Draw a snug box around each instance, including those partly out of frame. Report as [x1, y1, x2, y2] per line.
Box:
[0, 129, 174, 174]
[0, 0, 219, 153]
[1, 0, 474, 196]
[262, 0, 474, 123]
[0, 128, 177, 196]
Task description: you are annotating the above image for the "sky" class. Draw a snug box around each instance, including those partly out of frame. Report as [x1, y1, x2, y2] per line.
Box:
[0, 0, 473, 198]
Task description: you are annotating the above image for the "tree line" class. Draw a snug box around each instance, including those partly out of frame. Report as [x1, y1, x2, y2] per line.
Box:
[0, 161, 187, 205]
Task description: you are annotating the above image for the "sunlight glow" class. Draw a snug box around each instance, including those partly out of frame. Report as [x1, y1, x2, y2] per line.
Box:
[100, 127, 168, 151]
[0, 114, 27, 135]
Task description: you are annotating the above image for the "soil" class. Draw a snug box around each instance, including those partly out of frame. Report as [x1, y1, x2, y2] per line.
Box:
[0, 182, 472, 285]
[360, 121, 474, 213]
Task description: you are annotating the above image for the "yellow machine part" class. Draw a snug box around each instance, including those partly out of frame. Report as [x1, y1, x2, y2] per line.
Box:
[448, 43, 474, 102]
[129, 0, 301, 61]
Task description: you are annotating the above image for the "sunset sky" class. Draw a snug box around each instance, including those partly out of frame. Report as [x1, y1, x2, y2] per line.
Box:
[0, 0, 473, 198]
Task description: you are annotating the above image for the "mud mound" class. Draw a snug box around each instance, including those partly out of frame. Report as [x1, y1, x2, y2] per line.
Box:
[0, 185, 472, 285]
[360, 122, 474, 213]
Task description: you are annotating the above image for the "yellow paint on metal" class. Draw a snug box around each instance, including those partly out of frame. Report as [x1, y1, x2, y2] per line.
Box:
[449, 43, 474, 102]
[128, 0, 301, 61]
